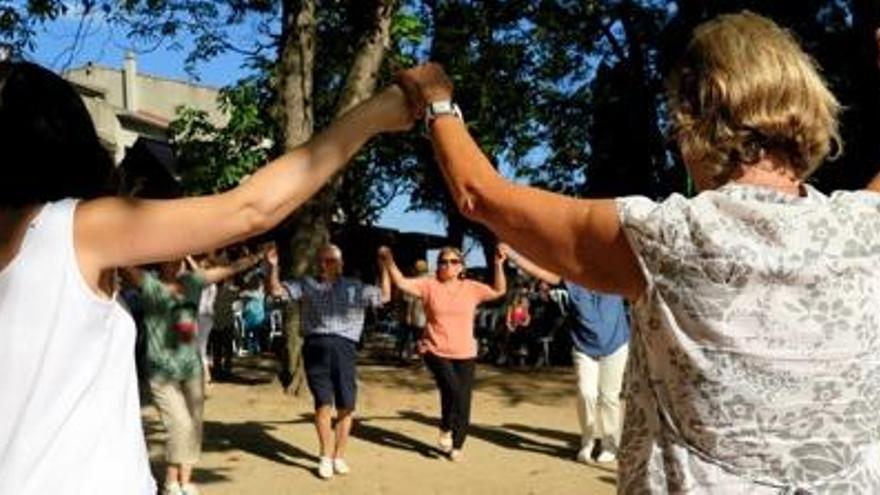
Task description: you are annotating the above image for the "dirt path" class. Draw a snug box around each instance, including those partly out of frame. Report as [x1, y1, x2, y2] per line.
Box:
[143, 357, 618, 494]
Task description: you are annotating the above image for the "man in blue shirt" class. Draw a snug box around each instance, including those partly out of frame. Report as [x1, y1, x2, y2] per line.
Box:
[268, 244, 390, 479]
[501, 244, 629, 464]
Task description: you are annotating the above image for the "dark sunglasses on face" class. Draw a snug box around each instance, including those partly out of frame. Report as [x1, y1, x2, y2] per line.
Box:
[438, 258, 461, 266]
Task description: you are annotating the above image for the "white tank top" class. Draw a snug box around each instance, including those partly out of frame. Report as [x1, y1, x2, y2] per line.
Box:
[0, 200, 155, 494]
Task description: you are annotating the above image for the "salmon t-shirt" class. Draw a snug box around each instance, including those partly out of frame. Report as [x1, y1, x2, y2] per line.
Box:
[413, 278, 496, 359]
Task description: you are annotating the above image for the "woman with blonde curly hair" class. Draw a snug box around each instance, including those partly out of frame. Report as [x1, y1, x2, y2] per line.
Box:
[397, 11, 880, 493]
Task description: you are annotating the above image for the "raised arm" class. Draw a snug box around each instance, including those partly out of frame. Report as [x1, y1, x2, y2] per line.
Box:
[379, 256, 392, 304]
[75, 86, 414, 292]
[377, 246, 424, 298]
[264, 246, 287, 298]
[499, 243, 561, 285]
[397, 65, 644, 300]
[484, 246, 507, 301]
[184, 255, 200, 272]
[195, 252, 263, 285]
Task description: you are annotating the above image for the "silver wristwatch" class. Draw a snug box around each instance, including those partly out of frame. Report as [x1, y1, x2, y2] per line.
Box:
[425, 100, 463, 126]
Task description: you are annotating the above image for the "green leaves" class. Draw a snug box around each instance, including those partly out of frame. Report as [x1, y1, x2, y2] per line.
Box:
[170, 77, 276, 195]
[0, 0, 69, 53]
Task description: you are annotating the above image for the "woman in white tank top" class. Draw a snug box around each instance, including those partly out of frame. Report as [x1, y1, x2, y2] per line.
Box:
[0, 61, 414, 495]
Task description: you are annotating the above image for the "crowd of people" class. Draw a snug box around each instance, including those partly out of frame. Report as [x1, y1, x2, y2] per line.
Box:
[4, 10, 880, 495]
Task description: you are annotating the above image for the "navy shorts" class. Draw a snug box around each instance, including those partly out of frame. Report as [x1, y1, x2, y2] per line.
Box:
[303, 334, 358, 410]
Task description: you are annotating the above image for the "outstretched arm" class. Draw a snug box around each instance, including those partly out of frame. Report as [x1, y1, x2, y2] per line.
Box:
[397, 65, 644, 300]
[499, 243, 561, 285]
[76, 86, 414, 293]
[191, 252, 263, 285]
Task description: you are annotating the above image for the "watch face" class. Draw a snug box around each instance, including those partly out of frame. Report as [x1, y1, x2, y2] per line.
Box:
[425, 101, 462, 123]
[430, 101, 453, 114]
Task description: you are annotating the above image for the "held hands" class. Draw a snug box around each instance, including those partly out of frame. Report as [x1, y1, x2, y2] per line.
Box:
[377, 245, 393, 265]
[369, 85, 417, 133]
[367, 62, 454, 133]
[495, 244, 508, 265]
[395, 63, 454, 119]
[265, 245, 279, 267]
[497, 242, 512, 259]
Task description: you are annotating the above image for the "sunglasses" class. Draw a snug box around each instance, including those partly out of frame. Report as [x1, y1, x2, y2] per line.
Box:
[438, 258, 461, 266]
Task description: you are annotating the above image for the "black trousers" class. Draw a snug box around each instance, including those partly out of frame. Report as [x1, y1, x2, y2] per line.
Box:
[210, 326, 234, 379]
[423, 352, 476, 449]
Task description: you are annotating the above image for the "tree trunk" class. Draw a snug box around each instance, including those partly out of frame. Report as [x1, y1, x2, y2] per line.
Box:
[275, 0, 318, 397]
[335, 0, 397, 117]
[276, 0, 398, 395]
[277, 0, 316, 151]
[283, 0, 399, 280]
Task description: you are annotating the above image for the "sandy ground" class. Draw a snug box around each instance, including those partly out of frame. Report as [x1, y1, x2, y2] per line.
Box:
[143, 355, 619, 495]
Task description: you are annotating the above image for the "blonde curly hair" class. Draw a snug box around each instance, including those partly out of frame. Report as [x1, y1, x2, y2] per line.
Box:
[667, 11, 841, 188]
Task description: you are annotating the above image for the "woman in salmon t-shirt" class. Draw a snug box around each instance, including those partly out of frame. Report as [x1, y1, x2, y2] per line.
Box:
[379, 245, 507, 461]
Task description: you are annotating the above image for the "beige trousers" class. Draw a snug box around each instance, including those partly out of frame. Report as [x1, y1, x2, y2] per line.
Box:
[150, 376, 205, 465]
[573, 343, 629, 451]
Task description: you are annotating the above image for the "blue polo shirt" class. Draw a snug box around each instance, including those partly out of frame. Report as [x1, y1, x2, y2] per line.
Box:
[563, 281, 629, 357]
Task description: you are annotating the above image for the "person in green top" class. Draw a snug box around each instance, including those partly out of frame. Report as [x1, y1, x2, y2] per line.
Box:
[124, 253, 262, 495]
[140, 265, 207, 381]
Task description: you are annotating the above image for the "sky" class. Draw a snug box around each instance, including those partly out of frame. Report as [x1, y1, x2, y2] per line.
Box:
[27, 11, 497, 267]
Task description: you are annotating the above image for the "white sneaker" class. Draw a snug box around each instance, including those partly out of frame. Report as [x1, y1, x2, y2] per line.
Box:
[596, 450, 617, 463]
[449, 449, 464, 462]
[181, 483, 200, 495]
[576, 439, 596, 463]
[163, 482, 184, 495]
[333, 457, 350, 475]
[438, 431, 453, 453]
[318, 456, 334, 479]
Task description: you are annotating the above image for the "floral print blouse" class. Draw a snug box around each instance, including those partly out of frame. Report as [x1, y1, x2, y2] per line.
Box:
[616, 183, 880, 494]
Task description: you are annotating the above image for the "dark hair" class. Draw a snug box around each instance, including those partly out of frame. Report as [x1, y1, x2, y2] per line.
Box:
[0, 61, 117, 207]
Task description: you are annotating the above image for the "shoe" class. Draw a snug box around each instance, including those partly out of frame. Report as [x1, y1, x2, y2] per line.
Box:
[576, 439, 597, 464]
[333, 458, 350, 475]
[449, 449, 463, 462]
[181, 483, 200, 495]
[163, 482, 184, 495]
[438, 431, 453, 453]
[596, 450, 617, 463]
[318, 456, 334, 479]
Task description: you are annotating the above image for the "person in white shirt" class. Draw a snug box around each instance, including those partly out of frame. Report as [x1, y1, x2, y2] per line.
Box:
[0, 60, 414, 495]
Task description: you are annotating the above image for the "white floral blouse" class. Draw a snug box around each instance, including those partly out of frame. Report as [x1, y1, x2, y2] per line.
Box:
[616, 183, 880, 494]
